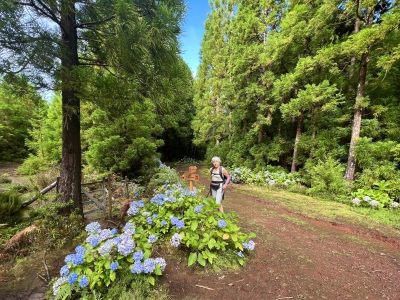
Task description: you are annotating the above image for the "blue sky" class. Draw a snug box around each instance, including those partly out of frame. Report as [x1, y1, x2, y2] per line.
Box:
[179, 1, 211, 75]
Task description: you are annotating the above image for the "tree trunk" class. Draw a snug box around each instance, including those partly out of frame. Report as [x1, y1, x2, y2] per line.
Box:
[344, 2, 372, 182]
[291, 111, 304, 173]
[344, 49, 369, 181]
[58, 0, 83, 216]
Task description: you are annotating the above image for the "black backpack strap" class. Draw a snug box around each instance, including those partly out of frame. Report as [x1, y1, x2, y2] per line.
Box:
[219, 166, 224, 180]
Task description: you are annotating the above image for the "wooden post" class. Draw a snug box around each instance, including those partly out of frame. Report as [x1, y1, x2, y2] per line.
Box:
[189, 180, 193, 191]
[56, 177, 60, 193]
[102, 178, 107, 214]
[107, 174, 112, 218]
[181, 166, 199, 191]
[125, 176, 129, 198]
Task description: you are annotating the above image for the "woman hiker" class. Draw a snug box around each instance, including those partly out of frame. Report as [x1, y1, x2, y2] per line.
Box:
[209, 156, 230, 213]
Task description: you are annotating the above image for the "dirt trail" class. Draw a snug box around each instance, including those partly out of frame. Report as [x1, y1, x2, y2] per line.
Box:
[162, 165, 400, 300]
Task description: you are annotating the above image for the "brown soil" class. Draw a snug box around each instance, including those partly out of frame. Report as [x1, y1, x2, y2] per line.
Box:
[1, 163, 400, 300]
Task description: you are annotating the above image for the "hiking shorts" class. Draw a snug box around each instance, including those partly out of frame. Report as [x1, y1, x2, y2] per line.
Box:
[211, 183, 225, 204]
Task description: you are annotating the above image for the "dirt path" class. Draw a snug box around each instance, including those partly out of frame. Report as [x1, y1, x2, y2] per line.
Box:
[161, 165, 400, 300]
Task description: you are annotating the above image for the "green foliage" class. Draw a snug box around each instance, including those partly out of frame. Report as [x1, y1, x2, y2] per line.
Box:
[305, 157, 348, 199]
[350, 186, 392, 209]
[145, 162, 184, 196]
[83, 98, 163, 177]
[16, 155, 51, 176]
[0, 77, 44, 161]
[0, 178, 12, 184]
[29, 201, 83, 250]
[230, 166, 301, 189]
[0, 191, 22, 223]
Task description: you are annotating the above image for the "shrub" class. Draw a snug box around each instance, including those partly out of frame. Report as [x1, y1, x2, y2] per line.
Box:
[16, 154, 50, 175]
[29, 201, 83, 250]
[145, 161, 184, 196]
[0, 191, 23, 224]
[50, 182, 256, 299]
[305, 157, 348, 199]
[34, 168, 59, 190]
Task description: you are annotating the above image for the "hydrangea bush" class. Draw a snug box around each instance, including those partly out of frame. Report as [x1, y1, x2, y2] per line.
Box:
[51, 182, 256, 299]
[350, 187, 396, 209]
[231, 166, 300, 188]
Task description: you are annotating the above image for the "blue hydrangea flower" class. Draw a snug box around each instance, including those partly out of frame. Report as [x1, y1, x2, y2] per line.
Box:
[148, 234, 157, 243]
[75, 245, 86, 254]
[99, 229, 112, 241]
[127, 206, 139, 216]
[161, 220, 167, 226]
[68, 272, 78, 285]
[131, 261, 143, 274]
[98, 239, 117, 256]
[175, 219, 185, 229]
[143, 258, 156, 273]
[194, 206, 202, 213]
[242, 240, 256, 251]
[170, 233, 182, 247]
[85, 222, 101, 233]
[65, 253, 84, 266]
[170, 216, 179, 225]
[123, 222, 134, 231]
[86, 235, 99, 247]
[110, 261, 119, 271]
[133, 250, 144, 262]
[60, 265, 70, 277]
[111, 228, 118, 235]
[117, 238, 135, 256]
[150, 194, 165, 205]
[79, 275, 89, 288]
[167, 196, 176, 203]
[238, 251, 244, 258]
[218, 219, 227, 228]
[146, 217, 153, 225]
[155, 257, 167, 271]
[64, 254, 74, 264]
[73, 253, 85, 265]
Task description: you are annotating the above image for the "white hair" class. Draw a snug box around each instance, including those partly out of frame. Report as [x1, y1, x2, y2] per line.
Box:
[211, 156, 221, 163]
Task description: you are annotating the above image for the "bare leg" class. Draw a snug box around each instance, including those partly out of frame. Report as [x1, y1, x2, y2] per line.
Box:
[219, 205, 224, 213]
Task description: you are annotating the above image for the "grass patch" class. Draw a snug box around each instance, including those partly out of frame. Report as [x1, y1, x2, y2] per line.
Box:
[233, 184, 400, 238]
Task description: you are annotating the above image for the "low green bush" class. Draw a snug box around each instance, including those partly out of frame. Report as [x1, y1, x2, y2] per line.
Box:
[0, 191, 23, 224]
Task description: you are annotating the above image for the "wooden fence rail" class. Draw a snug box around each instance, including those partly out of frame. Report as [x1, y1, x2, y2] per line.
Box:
[21, 175, 117, 218]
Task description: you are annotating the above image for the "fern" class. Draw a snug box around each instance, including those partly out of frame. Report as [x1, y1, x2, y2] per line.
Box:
[56, 284, 72, 300]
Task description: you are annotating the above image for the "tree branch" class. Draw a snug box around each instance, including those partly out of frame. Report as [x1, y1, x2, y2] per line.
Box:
[76, 15, 116, 28]
[79, 62, 110, 67]
[355, 0, 366, 23]
[12, 0, 66, 35]
[78, 56, 104, 62]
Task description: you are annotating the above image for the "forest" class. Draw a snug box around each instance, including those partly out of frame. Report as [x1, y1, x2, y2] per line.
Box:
[0, 0, 400, 299]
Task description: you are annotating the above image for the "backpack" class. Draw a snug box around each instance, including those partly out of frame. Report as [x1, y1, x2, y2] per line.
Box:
[210, 166, 231, 184]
